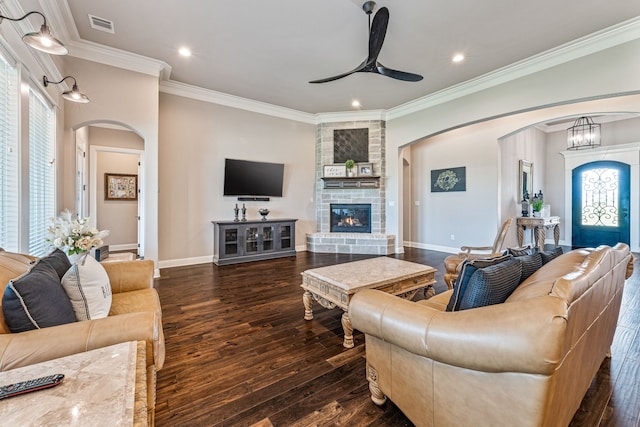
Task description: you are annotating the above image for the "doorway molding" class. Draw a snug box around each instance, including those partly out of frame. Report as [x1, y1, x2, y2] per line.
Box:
[562, 142, 640, 251]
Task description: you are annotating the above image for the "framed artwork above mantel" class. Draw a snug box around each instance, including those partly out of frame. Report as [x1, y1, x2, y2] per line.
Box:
[105, 173, 138, 200]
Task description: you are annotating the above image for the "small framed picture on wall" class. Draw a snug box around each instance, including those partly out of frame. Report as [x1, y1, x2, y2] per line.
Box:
[105, 173, 138, 200]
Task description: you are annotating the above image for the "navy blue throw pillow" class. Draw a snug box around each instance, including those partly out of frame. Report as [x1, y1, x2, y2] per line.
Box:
[540, 247, 563, 265]
[458, 258, 523, 311]
[39, 248, 72, 280]
[2, 260, 76, 332]
[446, 254, 512, 312]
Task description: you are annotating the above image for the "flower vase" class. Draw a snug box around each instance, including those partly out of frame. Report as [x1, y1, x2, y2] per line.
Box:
[67, 251, 88, 265]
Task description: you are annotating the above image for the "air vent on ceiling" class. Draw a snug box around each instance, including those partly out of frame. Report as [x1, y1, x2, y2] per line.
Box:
[88, 14, 115, 33]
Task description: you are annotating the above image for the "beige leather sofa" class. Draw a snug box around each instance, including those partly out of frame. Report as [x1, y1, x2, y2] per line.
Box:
[0, 249, 165, 426]
[349, 244, 633, 427]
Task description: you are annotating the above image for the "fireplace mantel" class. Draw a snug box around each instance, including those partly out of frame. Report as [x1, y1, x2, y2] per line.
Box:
[321, 176, 380, 189]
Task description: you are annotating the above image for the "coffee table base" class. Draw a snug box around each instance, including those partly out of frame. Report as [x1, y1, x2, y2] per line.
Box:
[303, 286, 433, 349]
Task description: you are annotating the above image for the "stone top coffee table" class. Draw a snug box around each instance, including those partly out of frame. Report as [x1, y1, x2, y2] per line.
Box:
[301, 257, 436, 348]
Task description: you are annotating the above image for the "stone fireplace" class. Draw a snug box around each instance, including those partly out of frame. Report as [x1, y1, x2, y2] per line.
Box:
[306, 120, 395, 255]
[330, 204, 371, 233]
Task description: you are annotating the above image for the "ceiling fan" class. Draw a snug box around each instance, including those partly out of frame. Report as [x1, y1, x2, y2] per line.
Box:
[309, 1, 423, 84]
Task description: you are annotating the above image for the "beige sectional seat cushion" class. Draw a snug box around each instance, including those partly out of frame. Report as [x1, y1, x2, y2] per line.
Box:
[110, 288, 161, 316]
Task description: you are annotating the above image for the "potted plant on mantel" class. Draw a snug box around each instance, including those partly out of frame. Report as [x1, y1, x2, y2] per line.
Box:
[345, 159, 355, 177]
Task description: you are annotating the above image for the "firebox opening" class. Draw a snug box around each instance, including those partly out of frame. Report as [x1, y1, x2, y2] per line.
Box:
[330, 204, 371, 233]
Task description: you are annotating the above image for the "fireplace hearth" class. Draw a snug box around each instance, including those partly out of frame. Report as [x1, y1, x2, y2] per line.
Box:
[330, 204, 371, 233]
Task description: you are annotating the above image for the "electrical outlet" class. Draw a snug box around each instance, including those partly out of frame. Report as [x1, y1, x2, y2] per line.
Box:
[450, 234, 455, 241]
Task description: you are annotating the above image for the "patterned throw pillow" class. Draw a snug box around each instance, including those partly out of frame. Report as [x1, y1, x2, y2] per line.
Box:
[446, 254, 512, 312]
[540, 247, 563, 265]
[2, 261, 76, 332]
[458, 258, 523, 310]
[506, 246, 534, 257]
[515, 252, 543, 283]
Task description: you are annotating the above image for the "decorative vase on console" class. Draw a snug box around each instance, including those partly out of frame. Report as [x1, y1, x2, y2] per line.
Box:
[46, 209, 109, 264]
[258, 208, 270, 221]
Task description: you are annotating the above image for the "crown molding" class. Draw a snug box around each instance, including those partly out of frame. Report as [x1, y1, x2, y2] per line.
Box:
[386, 16, 640, 121]
[159, 80, 316, 124]
[315, 110, 386, 124]
[66, 39, 171, 78]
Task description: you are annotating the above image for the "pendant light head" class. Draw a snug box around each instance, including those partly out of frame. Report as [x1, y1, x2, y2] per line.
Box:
[23, 24, 68, 55]
[0, 11, 68, 55]
[567, 116, 601, 150]
[43, 76, 90, 104]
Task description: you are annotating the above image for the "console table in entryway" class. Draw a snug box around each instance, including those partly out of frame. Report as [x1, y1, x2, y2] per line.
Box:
[516, 216, 560, 251]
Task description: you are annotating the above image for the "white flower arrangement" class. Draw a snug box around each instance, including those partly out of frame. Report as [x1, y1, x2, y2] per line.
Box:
[46, 210, 109, 255]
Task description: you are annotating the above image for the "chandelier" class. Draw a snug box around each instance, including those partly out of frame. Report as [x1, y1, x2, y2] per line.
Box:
[566, 116, 601, 150]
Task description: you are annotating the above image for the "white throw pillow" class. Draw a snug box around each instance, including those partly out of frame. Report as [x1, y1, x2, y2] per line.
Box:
[61, 254, 112, 321]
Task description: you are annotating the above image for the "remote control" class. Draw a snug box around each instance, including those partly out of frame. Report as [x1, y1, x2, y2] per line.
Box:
[0, 374, 64, 399]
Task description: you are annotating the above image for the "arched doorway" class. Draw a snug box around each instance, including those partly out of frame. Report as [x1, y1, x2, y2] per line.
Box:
[571, 161, 630, 248]
[74, 122, 145, 258]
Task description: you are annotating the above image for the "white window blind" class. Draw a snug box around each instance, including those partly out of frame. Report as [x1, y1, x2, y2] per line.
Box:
[0, 54, 18, 251]
[28, 90, 55, 256]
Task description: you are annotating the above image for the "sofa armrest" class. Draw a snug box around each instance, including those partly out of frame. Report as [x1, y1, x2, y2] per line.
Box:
[349, 289, 567, 375]
[103, 260, 154, 293]
[0, 311, 164, 372]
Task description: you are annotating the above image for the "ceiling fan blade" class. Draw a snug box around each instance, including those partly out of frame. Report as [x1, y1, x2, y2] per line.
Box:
[367, 7, 389, 64]
[377, 64, 423, 82]
[309, 61, 366, 84]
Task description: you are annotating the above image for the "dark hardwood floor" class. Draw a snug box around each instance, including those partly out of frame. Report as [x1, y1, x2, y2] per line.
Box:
[153, 247, 640, 427]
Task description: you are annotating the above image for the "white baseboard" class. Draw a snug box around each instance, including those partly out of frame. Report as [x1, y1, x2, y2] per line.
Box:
[404, 241, 459, 254]
[158, 256, 213, 269]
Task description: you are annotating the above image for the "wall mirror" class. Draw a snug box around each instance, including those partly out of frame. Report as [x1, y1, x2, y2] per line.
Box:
[519, 160, 533, 200]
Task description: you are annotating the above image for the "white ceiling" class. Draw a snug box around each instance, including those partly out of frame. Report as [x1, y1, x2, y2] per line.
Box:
[34, 1, 640, 113]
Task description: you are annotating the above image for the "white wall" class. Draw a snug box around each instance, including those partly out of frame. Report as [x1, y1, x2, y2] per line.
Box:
[408, 124, 500, 251]
[158, 93, 316, 265]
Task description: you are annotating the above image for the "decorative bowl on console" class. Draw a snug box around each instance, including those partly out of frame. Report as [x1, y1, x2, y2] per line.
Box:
[258, 208, 270, 221]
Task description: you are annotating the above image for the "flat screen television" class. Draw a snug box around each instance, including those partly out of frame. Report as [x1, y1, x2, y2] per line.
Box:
[223, 158, 284, 197]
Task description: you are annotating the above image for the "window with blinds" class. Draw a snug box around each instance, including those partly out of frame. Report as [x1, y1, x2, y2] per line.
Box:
[28, 90, 56, 256]
[0, 54, 18, 251]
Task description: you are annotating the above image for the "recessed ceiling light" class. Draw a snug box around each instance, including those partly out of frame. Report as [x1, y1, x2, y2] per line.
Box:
[178, 47, 192, 57]
[452, 53, 465, 63]
[351, 100, 361, 108]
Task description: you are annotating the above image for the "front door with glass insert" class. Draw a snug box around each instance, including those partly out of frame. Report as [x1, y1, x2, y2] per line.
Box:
[572, 161, 630, 248]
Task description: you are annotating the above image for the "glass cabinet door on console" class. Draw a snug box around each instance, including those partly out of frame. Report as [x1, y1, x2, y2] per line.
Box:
[262, 225, 275, 252]
[223, 228, 239, 256]
[245, 226, 259, 253]
[279, 224, 292, 250]
[212, 219, 297, 266]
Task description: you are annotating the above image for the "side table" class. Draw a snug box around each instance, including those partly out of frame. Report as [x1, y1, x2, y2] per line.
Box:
[516, 216, 560, 251]
[0, 341, 145, 426]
